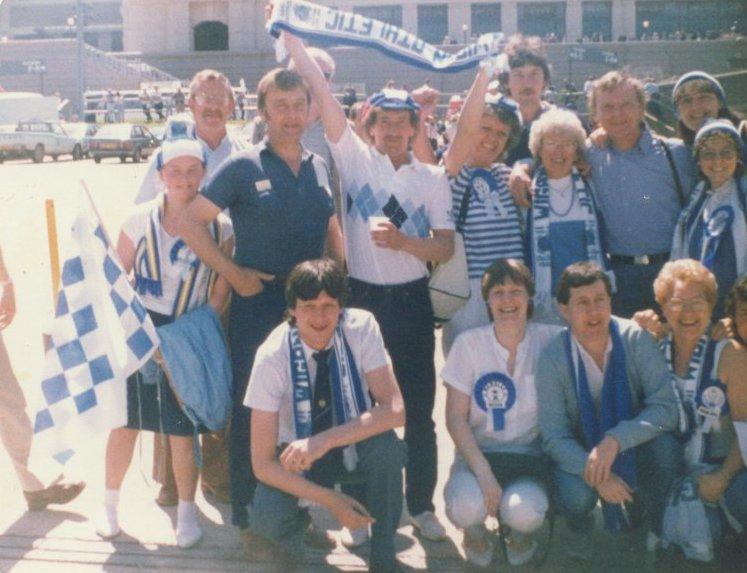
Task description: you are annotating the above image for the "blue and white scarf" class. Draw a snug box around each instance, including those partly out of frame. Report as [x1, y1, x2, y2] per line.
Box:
[661, 335, 729, 467]
[564, 319, 636, 532]
[268, 0, 506, 73]
[133, 194, 221, 319]
[671, 176, 747, 277]
[288, 313, 371, 470]
[527, 167, 613, 310]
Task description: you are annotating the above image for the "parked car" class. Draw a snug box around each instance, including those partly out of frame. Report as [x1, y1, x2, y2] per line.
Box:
[63, 122, 98, 158]
[89, 123, 158, 163]
[0, 120, 83, 163]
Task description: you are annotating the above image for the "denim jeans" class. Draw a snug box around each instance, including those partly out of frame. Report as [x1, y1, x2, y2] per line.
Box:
[553, 432, 682, 536]
[249, 431, 407, 573]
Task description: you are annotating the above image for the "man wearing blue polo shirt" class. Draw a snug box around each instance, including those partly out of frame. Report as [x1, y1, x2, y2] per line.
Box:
[284, 30, 455, 541]
[177, 67, 344, 543]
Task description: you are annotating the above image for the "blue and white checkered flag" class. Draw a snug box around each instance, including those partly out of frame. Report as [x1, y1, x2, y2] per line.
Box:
[29, 193, 158, 480]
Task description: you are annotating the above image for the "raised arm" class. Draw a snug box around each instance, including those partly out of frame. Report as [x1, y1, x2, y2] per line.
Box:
[282, 31, 347, 143]
[443, 67, 491, 177]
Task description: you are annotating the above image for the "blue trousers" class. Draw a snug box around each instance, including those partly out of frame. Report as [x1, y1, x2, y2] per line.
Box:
[228, 283, 287, 529]
[349, 277, 437, 516]
[722, 469, 747, 528]
[553, 433, 682, 535]
[249, 431, 407, 573]
[609, 259, 665, 318]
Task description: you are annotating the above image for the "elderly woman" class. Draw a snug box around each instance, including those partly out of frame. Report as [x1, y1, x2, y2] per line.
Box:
[441, 65, 524, 353]
[525, 108, 611, 324]
[650, 260, 747, 547]
[672, 71, 746, 150]
[671, 120, 747, 319]
[442, 259, 559, 567]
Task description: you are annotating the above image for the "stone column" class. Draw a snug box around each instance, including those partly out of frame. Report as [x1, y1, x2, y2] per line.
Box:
[566, 0, 583, 42]
[502, 1, 518, 37]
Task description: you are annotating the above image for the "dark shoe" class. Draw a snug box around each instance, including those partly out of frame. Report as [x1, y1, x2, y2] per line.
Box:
[155, 484, 178, 507]
[201, 481, 231, 504]
[241, 528, 297, 563]
[24, 481, 85, 511]
[303, 522, 336, 550]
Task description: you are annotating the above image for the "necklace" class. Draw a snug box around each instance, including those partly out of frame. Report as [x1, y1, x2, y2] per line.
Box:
[549, 180, 575, 217]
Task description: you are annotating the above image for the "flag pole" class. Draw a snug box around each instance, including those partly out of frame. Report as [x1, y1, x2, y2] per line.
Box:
[45, 199, 60, 304]
[79, 180, 119, 263]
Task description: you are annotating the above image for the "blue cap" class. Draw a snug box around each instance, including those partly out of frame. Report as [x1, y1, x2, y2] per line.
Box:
[485, 94, 523, 127]
[673, 71, 726, 106]
[368, 88, 420, 112]
[693, 119, 744, 157]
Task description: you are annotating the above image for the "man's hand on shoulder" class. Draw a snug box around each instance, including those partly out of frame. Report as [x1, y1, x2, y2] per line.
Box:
[584, 435, 620, 487]
[0, 281, 16, 330]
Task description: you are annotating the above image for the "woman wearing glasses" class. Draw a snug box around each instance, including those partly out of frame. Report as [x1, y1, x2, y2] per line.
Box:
[525, 108, 611, 324]
[671, 120, 747, 319]
[646, 260, 747, 552]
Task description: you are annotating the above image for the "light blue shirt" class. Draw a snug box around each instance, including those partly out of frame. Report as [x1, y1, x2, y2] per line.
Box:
[585, 128, 695, 256]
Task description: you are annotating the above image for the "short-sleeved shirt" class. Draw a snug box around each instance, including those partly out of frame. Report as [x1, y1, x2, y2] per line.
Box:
[441, 322, 560, 455]
[201, 139, 334, 276]
[121, 196, 233, 316]
[450, 163, 525, 279]
[244, 308, 391, 446]
[328, 124, 454, 285]
[585, 128, 695, 256]
[134, 133, 246, 205]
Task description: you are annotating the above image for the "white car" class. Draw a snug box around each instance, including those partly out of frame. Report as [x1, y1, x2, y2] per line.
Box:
[0, 120, 83, 163]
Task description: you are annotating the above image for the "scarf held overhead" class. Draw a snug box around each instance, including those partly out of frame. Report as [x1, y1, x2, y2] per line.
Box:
[268, 0, 506, 73]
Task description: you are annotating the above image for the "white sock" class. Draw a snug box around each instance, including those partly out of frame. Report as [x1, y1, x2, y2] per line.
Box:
[176, 500, 202, 548]
[96, 489, 120, 538]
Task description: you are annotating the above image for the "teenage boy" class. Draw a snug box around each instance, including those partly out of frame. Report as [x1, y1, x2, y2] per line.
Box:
[244, 259, 406, 573]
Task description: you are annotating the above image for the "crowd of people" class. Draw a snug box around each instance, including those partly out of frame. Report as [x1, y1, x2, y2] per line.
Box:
[1, 20, 747, 573]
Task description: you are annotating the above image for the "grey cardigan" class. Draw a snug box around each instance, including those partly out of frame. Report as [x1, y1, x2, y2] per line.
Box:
[536, 317, 678, 477]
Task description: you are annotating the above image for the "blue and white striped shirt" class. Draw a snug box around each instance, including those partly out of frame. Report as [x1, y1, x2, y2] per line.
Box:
[450, 164, 526, 279]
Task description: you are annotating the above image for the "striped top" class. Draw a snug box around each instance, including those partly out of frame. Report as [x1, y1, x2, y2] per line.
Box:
[450, 163, 526, 279]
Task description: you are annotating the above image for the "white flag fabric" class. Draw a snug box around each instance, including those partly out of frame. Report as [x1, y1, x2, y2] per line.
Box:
[29, 193, 158, 480]
[267, 0, 505, 73]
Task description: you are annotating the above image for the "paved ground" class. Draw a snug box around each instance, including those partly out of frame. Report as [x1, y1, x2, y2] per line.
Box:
[1, 157, 744, 572]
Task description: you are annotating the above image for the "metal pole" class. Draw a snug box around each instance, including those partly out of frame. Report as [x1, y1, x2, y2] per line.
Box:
[76, 0, 85, 118]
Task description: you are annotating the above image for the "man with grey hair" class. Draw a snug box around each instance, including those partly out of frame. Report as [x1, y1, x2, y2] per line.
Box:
[134, 69, 246, 205]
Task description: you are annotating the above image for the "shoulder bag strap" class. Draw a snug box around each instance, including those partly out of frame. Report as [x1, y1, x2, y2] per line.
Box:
[656, 136, 686, 208]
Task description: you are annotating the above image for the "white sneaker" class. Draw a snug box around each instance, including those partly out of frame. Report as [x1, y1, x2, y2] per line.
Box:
[340, 524, 370, 548]
[462, 527, 494, 567]
[176, 501, 202, 549]
[505, 532, 538, 566]
[646, 531, 661, 552]
[95, 506, 121, 539]
[410, 511, 447, 541]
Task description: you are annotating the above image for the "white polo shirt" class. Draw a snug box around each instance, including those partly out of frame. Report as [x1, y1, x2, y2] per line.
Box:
[441, 322, 560, 455]
[328, 124, 454, 285]
[244, 308, 391, 446]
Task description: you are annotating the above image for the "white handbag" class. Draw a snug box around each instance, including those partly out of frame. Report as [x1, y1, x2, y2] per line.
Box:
[429, 184, 472, 323]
